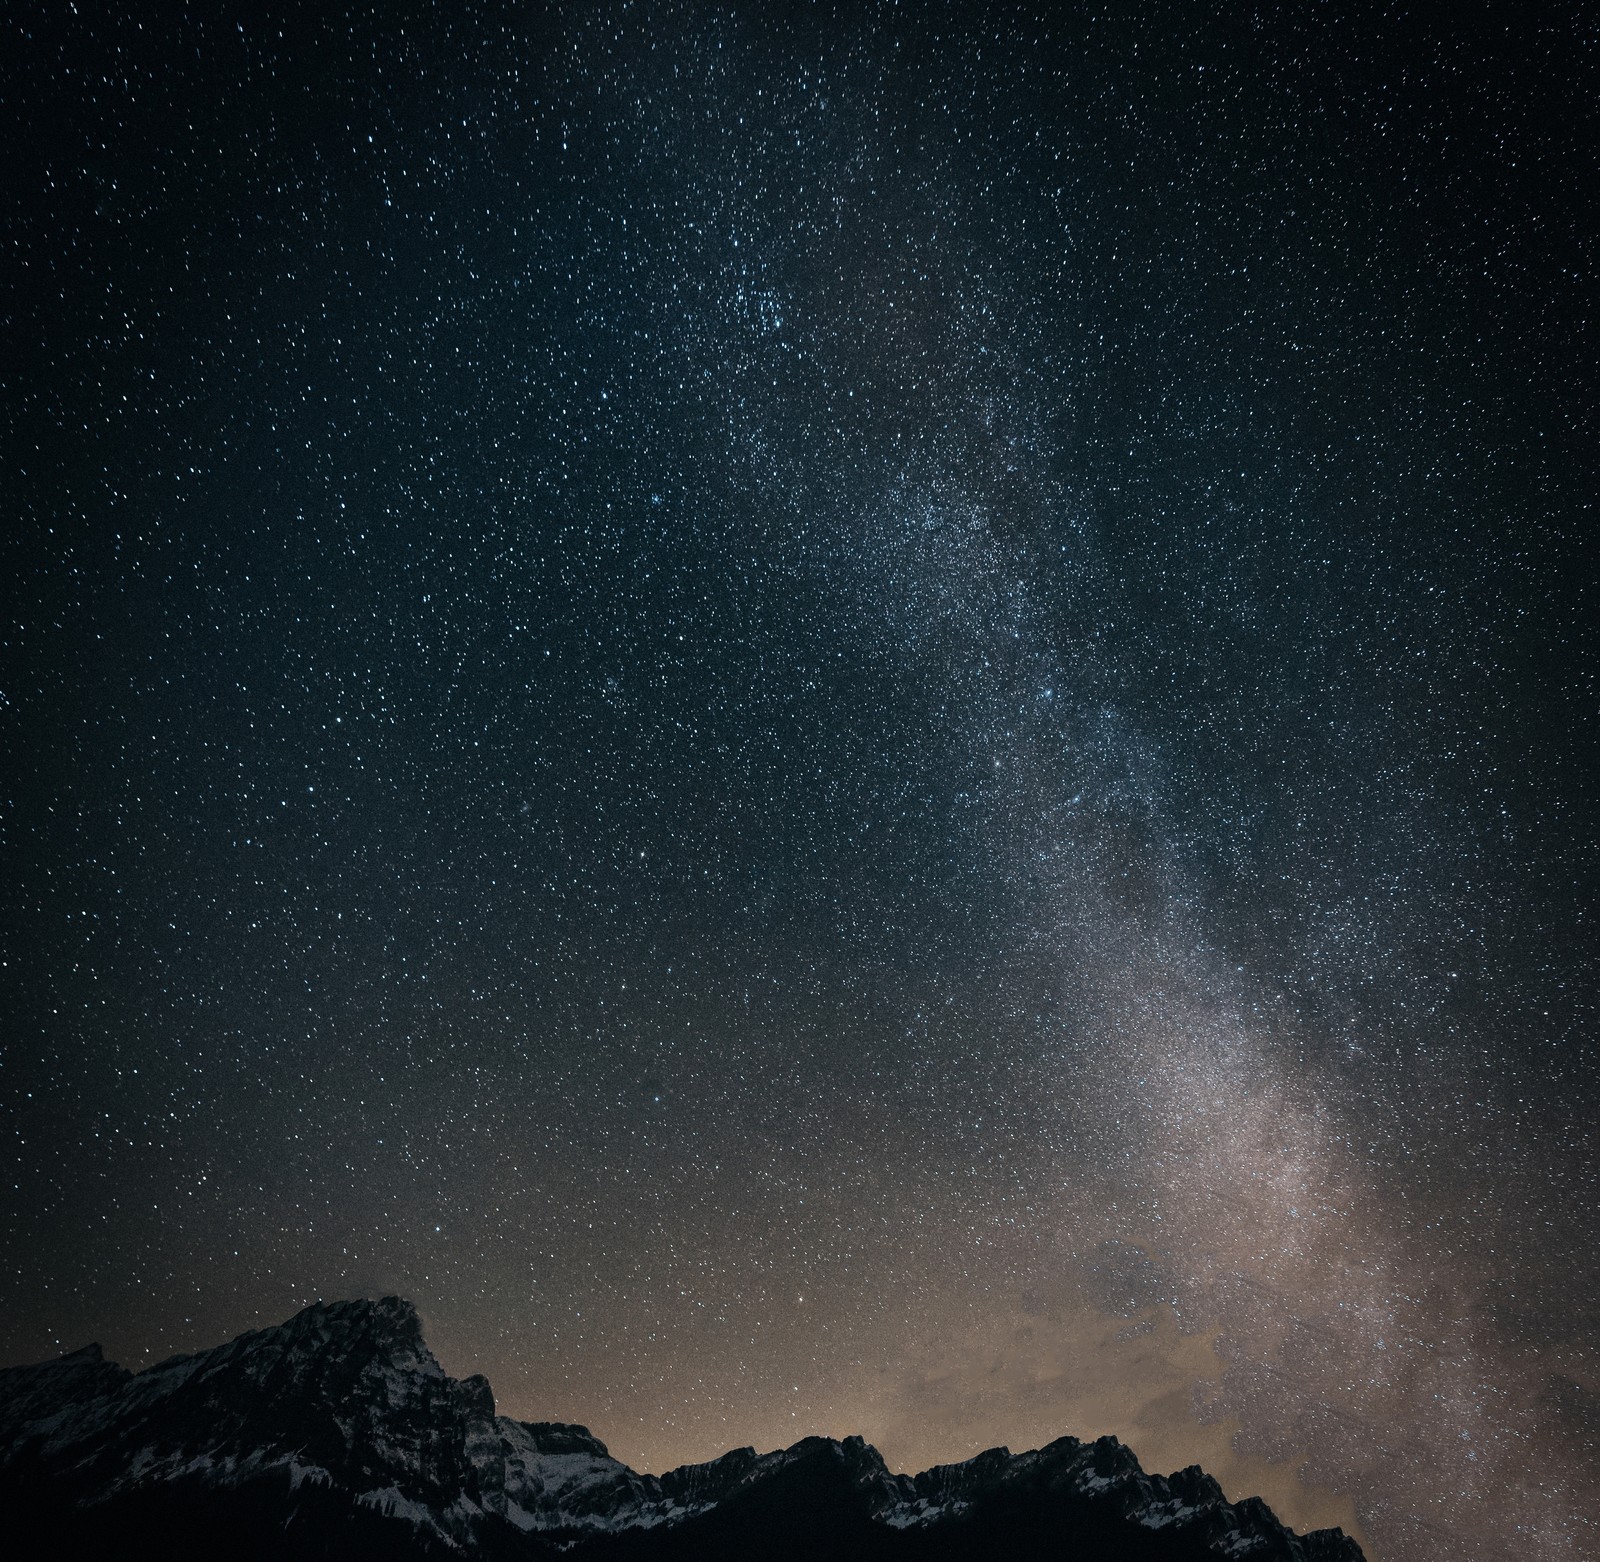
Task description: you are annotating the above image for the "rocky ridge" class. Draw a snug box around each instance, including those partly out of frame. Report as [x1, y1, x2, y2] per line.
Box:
[0, 1296, 1363, 1560]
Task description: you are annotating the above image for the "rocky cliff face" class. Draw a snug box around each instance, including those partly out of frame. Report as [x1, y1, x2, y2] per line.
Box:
[0, 1297, 1363, 1561]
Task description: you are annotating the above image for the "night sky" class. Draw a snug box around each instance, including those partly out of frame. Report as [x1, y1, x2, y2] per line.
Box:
[3, 4, 1596, 1558]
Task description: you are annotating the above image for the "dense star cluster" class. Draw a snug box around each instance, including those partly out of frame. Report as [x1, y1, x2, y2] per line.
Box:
[3, 5, 1594, 1560]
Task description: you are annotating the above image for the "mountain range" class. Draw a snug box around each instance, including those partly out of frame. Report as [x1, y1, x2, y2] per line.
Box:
[0, 1295, 1363, 1560]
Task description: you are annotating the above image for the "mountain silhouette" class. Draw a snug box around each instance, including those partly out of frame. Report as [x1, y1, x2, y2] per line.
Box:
[0, 1297, 1363, 1561]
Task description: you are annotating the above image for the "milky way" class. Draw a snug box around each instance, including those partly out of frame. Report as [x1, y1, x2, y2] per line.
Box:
[4, 6, 1595, 1559]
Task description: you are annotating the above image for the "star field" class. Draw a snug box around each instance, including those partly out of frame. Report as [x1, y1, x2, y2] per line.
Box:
[3, 5, 1596, 1559]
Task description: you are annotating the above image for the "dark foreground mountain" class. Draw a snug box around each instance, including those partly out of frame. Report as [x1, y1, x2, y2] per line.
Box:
[0, 1296, 1362, 1561]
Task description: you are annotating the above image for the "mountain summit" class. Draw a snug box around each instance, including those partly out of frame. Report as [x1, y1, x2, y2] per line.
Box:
[0, 1297, 1362, 1560]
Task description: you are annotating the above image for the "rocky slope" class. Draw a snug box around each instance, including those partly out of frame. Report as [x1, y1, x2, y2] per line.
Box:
[0, 1296, 1363, 1560]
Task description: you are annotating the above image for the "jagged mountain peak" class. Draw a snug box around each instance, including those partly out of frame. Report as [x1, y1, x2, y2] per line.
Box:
[220, 1293, 439, 1371]
[511, 1419, 613, 1458]
[1, 1297, 1364, 1561]
[56, 1343, 107, 1365]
